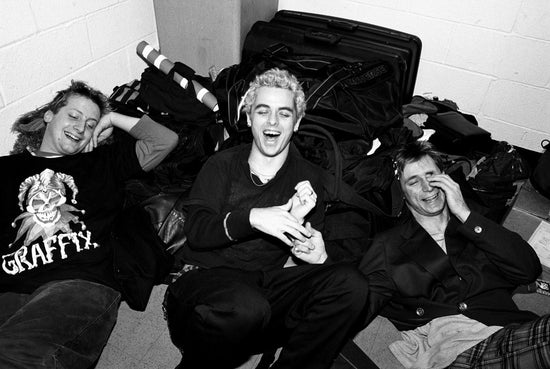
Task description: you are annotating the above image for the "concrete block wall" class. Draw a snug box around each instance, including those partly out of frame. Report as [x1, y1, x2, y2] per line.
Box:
[153, 0, 278, 77]
[0, 0, 158, 155]
[279, 0, 550, 153]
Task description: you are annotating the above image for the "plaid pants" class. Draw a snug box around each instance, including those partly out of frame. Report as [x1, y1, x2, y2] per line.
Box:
[449, 314, 550, 369]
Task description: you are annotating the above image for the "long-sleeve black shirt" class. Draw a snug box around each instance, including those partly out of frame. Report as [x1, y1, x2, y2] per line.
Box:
[182, 143, 326, 271]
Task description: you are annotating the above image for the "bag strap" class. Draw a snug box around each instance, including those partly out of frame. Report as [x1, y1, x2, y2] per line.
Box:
[306, 66, 354, 109]
[299, 124, 403, 218]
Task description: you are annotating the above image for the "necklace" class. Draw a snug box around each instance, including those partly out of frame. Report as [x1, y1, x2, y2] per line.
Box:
[249, 170, 269, 186]
[249, 165, 277, 178]
[249, 164, 277, 187]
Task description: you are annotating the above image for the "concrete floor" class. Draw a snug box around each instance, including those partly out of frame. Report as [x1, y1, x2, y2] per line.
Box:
[95, 284, 402, 369]
[96, 282, 550, 369]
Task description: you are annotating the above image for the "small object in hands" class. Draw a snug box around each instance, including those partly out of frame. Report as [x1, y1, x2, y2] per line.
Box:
[298, 190, 314, 205]
[136, 41, 219, 112]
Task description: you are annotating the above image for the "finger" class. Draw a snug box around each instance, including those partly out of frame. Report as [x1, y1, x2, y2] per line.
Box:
[279, 198, 293, 212]
[291, 193, 302, 205]
[428, 176, 452, 191]
[277, 232, 294, 247]
[294, 180, 311, 191]
[292, 238, 311, 249]
[92, 128, 100, 148]
[298, 181, 314, 192]
[432, 174, 458, 187]
[291, 221, 311, 237]
[292, 245, 311, 254]
[283, 225, 310, 241]
[298, 187, 314, 199]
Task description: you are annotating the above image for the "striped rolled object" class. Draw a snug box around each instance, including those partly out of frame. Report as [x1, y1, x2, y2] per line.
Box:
[136, 41, 219, 112]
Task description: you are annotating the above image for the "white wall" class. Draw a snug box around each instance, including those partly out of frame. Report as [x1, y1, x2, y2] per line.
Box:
[279, 0, 550, 153]
[154, 0, 278, 76]
[0, 0, 158, 155]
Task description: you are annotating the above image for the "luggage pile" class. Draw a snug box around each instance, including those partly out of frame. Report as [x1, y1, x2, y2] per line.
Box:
[108, 10, 534, 309]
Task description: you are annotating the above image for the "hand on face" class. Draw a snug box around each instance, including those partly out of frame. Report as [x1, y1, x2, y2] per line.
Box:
[428, 173, 471, 222]
[289, 180, 317, 223]
[290, 222, 327, 264]
[249, 199, 312, 247]
[88, 112, 118, 149]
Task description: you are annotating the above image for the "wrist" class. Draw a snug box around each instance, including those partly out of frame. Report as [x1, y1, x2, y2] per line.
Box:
[456, 208, 471, 223]
[316, 252, 328, 264]
[249, 208, 259, 229]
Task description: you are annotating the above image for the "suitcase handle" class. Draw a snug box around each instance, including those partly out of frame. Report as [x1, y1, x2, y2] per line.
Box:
[304, 29, 342, 45]
[327, 19, 358, 32]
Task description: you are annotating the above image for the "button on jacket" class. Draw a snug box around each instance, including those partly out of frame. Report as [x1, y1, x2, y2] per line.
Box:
[359, 211, 542, 331]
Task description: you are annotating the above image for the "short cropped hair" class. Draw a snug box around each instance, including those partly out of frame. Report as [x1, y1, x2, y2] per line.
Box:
[240, 68, 306, 121]
[393, 140, 445, 180]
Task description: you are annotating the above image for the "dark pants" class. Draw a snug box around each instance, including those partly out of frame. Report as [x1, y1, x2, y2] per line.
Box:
[165, 263, 369, 369]
[0, 279, 121, 369]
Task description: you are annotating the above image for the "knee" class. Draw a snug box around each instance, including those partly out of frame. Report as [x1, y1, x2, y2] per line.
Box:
[166, 285, 271, 347]
[194, 288, 271, 339]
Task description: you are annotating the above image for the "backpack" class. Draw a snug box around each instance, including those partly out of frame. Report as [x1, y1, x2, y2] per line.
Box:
[467, 141, 530, 220]
[404, 95, 491, 155]
[109, 64, 224, 197]
[296, 124, 406, 262]
[530, 139, 550, 199]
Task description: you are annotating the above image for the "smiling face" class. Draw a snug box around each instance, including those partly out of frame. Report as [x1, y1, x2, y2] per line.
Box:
[40, 95, 100, 155]
[400, 155, 447, 218]
[247, 86, 300, 160]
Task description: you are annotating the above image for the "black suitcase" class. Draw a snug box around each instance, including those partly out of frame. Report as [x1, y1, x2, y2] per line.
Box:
[242, 10, 421, 104]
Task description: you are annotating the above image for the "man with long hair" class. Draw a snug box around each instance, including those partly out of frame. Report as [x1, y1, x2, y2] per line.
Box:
[0, 80, 177, 368]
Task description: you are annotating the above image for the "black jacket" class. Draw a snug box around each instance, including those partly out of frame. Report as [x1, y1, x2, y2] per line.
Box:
[359, 211, 542, 331]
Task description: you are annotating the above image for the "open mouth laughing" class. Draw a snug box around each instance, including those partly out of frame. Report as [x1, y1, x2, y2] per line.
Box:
[263, 129, 281, 142]
[423, 192, 440, 203]
[64, 130, 82, 143]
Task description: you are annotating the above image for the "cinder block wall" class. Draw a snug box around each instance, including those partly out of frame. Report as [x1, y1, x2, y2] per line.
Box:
[0, 0, 158, 155]
[279, 0, 550, 153]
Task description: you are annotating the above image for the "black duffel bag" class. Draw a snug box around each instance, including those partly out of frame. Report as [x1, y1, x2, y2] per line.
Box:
[213, 43, 403, 143]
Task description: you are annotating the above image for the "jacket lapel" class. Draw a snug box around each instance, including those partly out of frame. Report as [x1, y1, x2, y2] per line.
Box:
[399, 218, 457, 286]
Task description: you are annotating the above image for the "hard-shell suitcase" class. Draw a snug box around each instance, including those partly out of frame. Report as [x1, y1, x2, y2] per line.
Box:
[242, 10, 421, 103]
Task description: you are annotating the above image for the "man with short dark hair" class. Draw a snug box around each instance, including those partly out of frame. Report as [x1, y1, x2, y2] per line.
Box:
[360, 140, 550, 368]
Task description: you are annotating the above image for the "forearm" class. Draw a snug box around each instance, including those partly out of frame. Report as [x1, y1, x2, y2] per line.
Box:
[186, 208, 254, 250]
[128, 115, 178, 172]
[109, 112, 141, 132]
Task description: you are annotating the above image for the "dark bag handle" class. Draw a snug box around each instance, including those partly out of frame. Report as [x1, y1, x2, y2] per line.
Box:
[531, 139, 550, 199]
[299, 124, 403, 218]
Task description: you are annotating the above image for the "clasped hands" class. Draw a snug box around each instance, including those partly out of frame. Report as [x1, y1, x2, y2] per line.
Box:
[249, 180, 327, 264]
